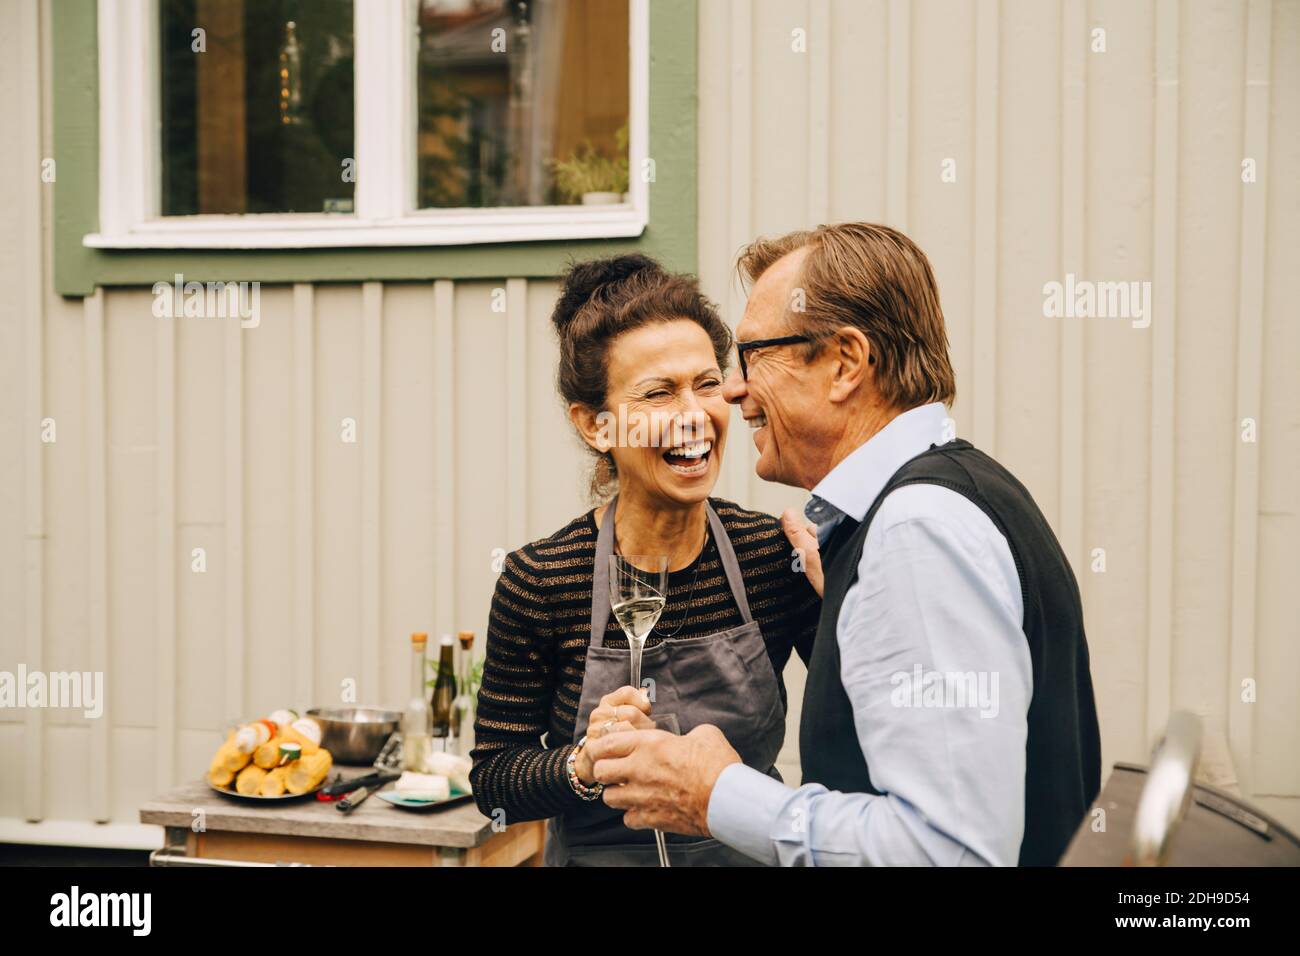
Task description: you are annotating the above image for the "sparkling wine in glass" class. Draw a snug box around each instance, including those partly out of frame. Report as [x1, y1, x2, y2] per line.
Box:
[608, 554, 668, 695]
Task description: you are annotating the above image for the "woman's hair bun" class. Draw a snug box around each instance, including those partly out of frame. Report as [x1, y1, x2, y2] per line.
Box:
[552, 254, 662, 335]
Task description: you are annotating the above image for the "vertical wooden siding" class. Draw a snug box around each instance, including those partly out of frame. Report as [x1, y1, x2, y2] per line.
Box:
[1, 0, 1297, 842]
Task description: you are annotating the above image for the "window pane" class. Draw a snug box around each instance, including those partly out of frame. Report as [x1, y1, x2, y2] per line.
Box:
[416, 0, 630, 209]
[160, 0, 356, 216]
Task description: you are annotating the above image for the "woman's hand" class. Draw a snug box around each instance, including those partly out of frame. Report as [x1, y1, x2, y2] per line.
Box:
[574, 686, 654, 784]
[782, 507, 824, 597]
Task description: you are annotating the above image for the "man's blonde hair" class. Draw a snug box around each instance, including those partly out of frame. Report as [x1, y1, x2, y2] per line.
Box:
[736, 222, 956, 408]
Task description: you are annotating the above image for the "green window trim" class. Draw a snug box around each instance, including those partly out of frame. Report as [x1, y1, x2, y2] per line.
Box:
[53, 0, 697, 297]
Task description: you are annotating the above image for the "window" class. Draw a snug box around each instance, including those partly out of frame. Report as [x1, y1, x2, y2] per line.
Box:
[416, 0, 630, 210]
[159, 0, 357, 216]
[89, 0, 646, 249]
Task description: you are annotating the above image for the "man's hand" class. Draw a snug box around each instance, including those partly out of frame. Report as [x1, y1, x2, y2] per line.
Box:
[781, 507, 823, 597]
[586, 724, 742, 836]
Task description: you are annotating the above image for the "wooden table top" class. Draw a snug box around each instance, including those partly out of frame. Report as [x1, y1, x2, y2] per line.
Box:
[139, 765, 499, 849]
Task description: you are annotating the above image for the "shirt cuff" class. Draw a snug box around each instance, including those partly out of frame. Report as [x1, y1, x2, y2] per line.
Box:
[706, 762, 794, 867]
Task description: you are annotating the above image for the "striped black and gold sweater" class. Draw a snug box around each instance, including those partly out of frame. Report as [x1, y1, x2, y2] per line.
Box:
[468, 497, 820, 823]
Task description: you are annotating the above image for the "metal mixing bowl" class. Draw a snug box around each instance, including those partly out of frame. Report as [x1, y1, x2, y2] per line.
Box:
[306, 706, 401, 765]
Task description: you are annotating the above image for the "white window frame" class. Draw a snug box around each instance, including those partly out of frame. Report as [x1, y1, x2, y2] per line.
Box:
[86, 0, 649, 250]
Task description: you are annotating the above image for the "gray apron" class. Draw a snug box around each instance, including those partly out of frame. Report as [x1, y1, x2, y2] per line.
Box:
[544, 496, 787, 867]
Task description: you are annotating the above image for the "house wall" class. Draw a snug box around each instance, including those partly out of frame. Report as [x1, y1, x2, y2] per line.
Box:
[1, 0, 1297, 847]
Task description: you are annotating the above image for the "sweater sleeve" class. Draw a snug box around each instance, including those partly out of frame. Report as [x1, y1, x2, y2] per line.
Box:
[468, 549, 586, 823]
[792, 571, 820, 668]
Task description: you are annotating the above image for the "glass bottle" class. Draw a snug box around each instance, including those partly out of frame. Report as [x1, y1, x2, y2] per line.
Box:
[450, 630, 476, 755]
[429, 634, 457, 749]
[401, 633, 433, 771]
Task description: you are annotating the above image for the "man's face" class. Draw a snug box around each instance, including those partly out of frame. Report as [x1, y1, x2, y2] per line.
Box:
[722, 248, 832, 490]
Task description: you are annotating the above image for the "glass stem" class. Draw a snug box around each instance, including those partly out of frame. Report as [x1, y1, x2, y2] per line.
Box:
[630, 636, 645, 696]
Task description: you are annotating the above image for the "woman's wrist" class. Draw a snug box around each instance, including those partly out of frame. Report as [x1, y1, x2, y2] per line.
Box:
[565, 737, 604, 801]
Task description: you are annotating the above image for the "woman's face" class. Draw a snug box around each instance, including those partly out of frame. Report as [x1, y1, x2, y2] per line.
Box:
[593, 319, 729, 508]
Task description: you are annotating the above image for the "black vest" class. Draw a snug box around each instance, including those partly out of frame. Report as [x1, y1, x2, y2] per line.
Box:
[799, 439, 1102, 866]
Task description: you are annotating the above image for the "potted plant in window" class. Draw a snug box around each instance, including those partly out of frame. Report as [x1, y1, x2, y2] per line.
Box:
[551, 125, 630, 206]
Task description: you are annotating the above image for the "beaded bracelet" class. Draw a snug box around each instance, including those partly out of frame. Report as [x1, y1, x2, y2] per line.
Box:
[566, 735, 605, 801]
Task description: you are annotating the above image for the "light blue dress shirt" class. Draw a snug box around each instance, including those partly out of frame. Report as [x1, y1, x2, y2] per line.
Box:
[707, 402, 1033, 865]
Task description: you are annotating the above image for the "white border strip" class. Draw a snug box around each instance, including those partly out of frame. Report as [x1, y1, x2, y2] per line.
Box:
[971, 0, 1000, 454]
[723, 0, 754, 507]
[1146, 0, 1179, 750]
[293, 284, 316, 710]
[21, 0, 46, 825]
[807, 0, 830, 225]
[84, 290, 110, 823]
[432, 281, 457, 637]
[155, 305, 176, 792]
[223, 314, 244, 724]
[361, 282, 384, 702]
[1228, 0, 1271, 795]
[506, 279, 529, 547]
[1058, 0, 1085, 577]
[886, 0, 910, 230]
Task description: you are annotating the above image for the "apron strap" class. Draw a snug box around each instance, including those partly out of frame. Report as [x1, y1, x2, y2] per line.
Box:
[589, 496, 753, 648]
[589, 494, 619, 647]
[706, 502, 753, 624]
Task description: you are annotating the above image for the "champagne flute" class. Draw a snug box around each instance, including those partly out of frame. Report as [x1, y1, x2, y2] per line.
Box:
[608, 555, 672, 867]
[608, 554, 668, 696]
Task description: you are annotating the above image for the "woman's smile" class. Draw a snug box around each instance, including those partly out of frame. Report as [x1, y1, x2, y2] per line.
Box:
[662, 438, 713, 477]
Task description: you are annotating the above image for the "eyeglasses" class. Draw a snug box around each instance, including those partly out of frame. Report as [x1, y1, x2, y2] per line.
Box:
[735, 334, 812, 381]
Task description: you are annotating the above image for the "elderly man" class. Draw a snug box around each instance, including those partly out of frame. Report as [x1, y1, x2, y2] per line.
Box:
[585, 223, 1101, 866]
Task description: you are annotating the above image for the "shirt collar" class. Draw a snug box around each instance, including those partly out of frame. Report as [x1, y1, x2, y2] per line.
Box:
[805, 402, 951, 533]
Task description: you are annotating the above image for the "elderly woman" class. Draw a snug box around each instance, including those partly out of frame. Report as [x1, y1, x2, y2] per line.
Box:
[468, 254, 819, 866]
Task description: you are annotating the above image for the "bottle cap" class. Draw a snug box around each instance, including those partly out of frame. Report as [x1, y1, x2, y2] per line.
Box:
[457, 631, 474, 649]
[411, 632, 428, 645]
[440, 634, 454, 646]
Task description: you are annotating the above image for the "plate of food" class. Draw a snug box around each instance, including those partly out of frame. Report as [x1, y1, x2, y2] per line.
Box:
[208, 777, 328, 802]
[376, 775, 473, 811]
[376, 753, 474, 811]
[205, 709, 335, 801]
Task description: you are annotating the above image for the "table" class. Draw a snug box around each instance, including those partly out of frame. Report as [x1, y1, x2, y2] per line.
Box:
[138, 766, 546, 867]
